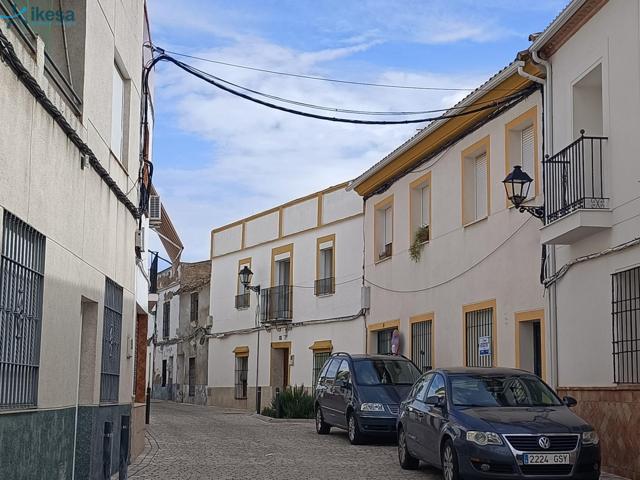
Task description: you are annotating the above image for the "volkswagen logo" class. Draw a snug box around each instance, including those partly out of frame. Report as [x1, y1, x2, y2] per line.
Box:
[538, 436, 551, 449]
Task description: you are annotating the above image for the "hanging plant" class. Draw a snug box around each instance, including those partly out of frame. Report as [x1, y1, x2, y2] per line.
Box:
[409, 225, 430, 262]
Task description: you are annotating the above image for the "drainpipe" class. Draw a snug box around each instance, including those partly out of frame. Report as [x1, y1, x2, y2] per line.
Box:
[520, 50, 559, 389]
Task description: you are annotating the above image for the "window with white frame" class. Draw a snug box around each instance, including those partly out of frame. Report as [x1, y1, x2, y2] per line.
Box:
[462, 139, 489, 225]
[375, 198, 393, 260]
[316, 236, 335, 296]
[410, 173, 431, 243]
[111, 63, 126, 162]
[506, 109, 537, 203]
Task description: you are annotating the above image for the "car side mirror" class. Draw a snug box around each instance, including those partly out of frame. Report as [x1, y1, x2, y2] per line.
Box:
[336, 379, 350, 389]
[563, 396, 577, 408]
[426, 395, 446, 408]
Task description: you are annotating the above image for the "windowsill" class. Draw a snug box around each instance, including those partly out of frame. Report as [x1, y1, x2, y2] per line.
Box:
[235, 306, 250, 311]
[315, 292, 335, 298]
[463, 216, 488, 228]
[375, 255, 392, 265]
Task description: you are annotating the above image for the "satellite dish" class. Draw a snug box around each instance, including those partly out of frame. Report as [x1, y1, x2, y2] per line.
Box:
[391, 329, 400, 355]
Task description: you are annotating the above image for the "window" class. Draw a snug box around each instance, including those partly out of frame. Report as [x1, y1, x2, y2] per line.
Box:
[190, 292, 199, 324]
[0, 211, 46, 407]
[409, 373, 433, 401]
[573, 63, 603, 138]
[505, 107, 538, 203]
[313, 351, 332, 390]
[410, 173, 431, 244]
[374, 196, 393, 261]
[188, 357, 196, 397]
[411, 317, 433, 372]
[612, 266, 640, 384]
[162, 301, 170, 338]
[315, 235, 335, 296]
[324, 358, 340, 387]
[162, 359, 167, 387]
[100, 278, 123, 403]
[235, 354, 248, 399]
[236, 258, 251, 310]
[111, 63, 126, 161]
[464, 301, 496, 367]
[336, 360, 351, 384]
[462, 137, 490, 225]
[425, 373, 446, 400]
[377, 329, 394, 354]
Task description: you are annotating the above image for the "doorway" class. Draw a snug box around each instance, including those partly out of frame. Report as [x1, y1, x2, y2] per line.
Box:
[270, 342, 291, 393]
[516, 310, 545, 379]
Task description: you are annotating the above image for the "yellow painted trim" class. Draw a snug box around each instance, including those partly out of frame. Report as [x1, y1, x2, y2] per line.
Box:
[241, 222, 246, 249]
[367, 319, 400, 332]
[278, 207, 284, 238]
[515, 309, 546, 381]
[354, 66, 542, 197]
[317, 193, 323, 227]
[315, 234, 336, 286]
[233, 345, 249, 357]
[409, 312, 435, 368]
[504, 106, 540, 208]
[408, 171, 432, 245]
[270, 342, 292, 387]
[461, 136, 491, 226]
[237, 257, 252, 296]
[271, 341, 292, 350]
[462, 299, 497, 367]
[270, 243, 294, 288]
[373, 194, 394, 263]
[309, 340, 333, 352]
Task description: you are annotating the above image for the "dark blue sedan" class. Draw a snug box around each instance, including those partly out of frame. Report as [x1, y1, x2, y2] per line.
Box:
[397, 368, 601, 480]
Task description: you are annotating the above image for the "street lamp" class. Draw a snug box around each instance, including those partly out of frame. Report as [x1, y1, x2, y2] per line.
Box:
[502, 165, 545, 221]
[238, 266, 262, 414]
[239, 265, 260, 292]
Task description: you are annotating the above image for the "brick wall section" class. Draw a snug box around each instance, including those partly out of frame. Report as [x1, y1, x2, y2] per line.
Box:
[558, 386, 640, 480]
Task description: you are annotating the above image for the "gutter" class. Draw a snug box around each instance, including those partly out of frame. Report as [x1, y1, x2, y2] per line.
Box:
[529, 0, 588, 55]
[348, 62, 521, 192]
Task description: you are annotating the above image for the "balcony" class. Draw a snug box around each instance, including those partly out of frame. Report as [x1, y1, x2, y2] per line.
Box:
[260, 285, 293, 323]
[541, 133, 611, 245]
[314, 277, 335, 296]
[235, 292, 250, 310]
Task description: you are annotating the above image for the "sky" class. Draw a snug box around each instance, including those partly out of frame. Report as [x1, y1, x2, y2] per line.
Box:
[146, 0, 566, 261]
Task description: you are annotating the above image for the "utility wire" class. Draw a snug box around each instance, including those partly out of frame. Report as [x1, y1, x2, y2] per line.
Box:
[156, 54, 535, 125]
[162, 48, 521, 93]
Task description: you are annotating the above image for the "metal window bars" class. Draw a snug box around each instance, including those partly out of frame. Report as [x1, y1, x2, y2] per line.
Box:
[411, 320, 433, 372]
[260, 285, 293, 323]
[612, 266, 640, 384]
[235, 292, 250, 310]
[0, 211, 45, 408]
[377, 329, 394, 354]
[465, 307, 493, 367]
[234, 356, 248, 399]
[312, 351, 331, 392]
[190, 292, 199, 324]
[543, 132, 608, 224]
[162, 301, 170, 338]
[100, 278, 123, 403]
[314, 277, 335, 296]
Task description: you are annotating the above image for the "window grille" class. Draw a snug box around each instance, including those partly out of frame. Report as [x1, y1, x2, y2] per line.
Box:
[162, 301, 170, 338]
[312, 351, 331, 391]
[0, 211, 45, 408]
[235, 356, 248, 399]
[100, 278, 123, 403]
[190, 292, 199, 324]
[612, 266, 640, 384]
[188, 357, 196, 397]
[377, 329, 394, 354]
[411, 321, 433, 372]
[465, 307, 493, 367]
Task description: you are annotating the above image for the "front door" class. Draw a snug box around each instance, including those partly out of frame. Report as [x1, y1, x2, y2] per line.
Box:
[518, 317, 543, 377]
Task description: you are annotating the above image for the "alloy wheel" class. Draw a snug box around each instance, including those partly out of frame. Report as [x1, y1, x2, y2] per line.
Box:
[442, 444, 454, 480]
[398, 430, 406, 463]
[348, 416, 355, 441]
[316, 409, 322, 432]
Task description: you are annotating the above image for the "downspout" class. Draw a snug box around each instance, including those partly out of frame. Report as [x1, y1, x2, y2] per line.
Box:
[520, 50, 559, 389]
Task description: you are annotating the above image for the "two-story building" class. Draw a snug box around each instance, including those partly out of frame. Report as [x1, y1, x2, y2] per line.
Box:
[208, 183, 364, 410]
[349, 62, 547, 376]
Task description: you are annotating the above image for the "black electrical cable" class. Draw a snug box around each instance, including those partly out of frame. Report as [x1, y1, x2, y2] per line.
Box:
[157, 54, 535, 125]
[161, 48, 522, 93]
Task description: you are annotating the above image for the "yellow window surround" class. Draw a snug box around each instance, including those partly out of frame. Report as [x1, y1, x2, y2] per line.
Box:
[504, 106, 539, 207]
[462, 299, 497, 367]
[409, 312, 435, 368]
[461, 136, 491, 226]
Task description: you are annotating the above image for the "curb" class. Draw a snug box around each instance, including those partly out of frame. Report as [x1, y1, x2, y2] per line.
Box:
[252, 413, 314, 424]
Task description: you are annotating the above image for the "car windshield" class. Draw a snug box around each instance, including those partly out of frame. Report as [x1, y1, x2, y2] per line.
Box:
[451, 374, 562, 407]
[354, 359, 421, 385]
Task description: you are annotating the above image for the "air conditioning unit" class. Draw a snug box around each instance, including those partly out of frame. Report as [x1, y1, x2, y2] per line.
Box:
[149, 195, 161, 226]
[135, 228, 145, 251]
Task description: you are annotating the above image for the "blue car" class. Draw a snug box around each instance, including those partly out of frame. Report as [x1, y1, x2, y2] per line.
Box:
[397, 367, 601, 480]
[314, 353, 421, 444]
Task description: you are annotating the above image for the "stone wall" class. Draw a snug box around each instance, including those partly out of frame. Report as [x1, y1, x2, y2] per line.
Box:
[558, 386, 640, 480]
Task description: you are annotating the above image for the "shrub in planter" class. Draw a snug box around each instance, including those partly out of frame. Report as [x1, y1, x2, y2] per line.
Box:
[262, 385, 314, 419]
[409, 225, 430, 262]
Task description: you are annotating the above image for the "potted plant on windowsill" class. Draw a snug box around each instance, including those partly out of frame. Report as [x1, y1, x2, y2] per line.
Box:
[409, 225, 430, 262]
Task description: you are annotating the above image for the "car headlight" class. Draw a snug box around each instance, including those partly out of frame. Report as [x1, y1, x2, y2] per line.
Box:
[466, 431, 503, 446]
[582, 430, 599, 445]
[360, 403, 385, 412]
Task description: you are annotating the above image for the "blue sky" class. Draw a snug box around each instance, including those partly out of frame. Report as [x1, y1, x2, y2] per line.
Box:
[147, 0, 565, 261]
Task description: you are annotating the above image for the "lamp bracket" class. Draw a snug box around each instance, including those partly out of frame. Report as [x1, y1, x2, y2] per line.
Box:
[246, 285, 261, 293]
[518, 204, 545, 221]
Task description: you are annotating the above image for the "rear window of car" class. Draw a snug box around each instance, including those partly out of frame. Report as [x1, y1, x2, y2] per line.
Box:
[354, 359, 421, 386]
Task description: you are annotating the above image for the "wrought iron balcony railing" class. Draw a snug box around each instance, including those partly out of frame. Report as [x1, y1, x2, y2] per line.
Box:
[543, 132, 608, 223]
[314, 277, 335, 296]
[260, 285, 293, 323]
[235, 292, 250, 310]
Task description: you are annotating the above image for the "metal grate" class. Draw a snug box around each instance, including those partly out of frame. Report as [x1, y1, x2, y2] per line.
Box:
[377, 329, 394, 354]
[188, 357, 195, 397]
[0, 211, 45, 408]
[411, 320, 432, 372]
[314, 277, 335, 296]
[235, 292, 250, 310]
[260, 285, 293, 323]
[465, 307, 493, 367]
[312, 351, 331, 391]
[190, 292, 199, 324]
[100, 278, 123, 403]
[162, 301, 170, 338]
[505, 434, 578, 452]
[612, 266, 640, 384]
[235, 356, 248, 399]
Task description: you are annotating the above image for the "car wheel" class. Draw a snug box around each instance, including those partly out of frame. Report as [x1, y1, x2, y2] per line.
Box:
[441, 439, 461, 480]
[315, 407, 331, 435]
[397, 427, 419, 470]
[347, 412, 364, 445]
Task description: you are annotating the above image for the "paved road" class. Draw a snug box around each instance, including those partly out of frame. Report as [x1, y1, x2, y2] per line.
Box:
[128, 401, 441, 480]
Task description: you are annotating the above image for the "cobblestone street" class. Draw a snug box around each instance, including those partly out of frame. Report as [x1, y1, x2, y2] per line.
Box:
[128, 401, 441, 480]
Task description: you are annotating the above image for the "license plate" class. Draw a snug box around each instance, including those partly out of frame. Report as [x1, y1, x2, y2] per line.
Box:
[523, 453, 570, 465]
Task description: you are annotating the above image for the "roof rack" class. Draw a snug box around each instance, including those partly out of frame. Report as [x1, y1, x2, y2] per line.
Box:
[331, 352, 353, 360]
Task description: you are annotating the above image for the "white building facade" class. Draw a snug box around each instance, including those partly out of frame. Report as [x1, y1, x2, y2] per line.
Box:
[208, 184, 365, 410]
